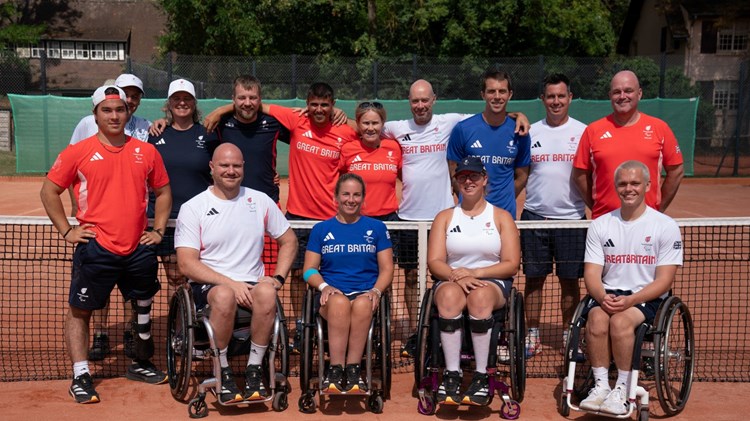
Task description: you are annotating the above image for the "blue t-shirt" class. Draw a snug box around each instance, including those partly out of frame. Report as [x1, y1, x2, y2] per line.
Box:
[205, 112, 290, 203]
[447, 113, 531, 217]
[147, 124, 213, 218]
[307, 216, 392, 295]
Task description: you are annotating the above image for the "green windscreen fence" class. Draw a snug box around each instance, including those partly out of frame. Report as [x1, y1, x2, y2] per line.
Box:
[8, 95, 698, 175]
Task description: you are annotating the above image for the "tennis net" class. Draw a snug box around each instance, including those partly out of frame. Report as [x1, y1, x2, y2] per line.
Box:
[1, 216, 748, 382]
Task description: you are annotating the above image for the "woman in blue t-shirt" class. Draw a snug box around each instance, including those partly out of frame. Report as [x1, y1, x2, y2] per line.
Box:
[302, 173, 393, 394]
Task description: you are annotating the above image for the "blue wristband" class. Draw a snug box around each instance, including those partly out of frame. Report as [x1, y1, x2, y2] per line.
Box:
[302, 268, 320, 283]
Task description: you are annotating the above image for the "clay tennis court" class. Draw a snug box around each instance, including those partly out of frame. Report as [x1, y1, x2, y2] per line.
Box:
[1, 176, 749, 420]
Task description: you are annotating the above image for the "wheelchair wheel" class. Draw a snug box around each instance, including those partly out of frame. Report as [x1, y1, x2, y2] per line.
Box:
[377, 292, 392, 399]
[167, 286, 194, 402]
[508, 288, 526, 403]
[564, 295, 595, 402]
[414, 288, 434, 388]
[299, 288, 315, 393]
[653, 296, 694, 416]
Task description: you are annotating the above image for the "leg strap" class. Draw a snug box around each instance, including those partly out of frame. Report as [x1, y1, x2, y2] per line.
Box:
[438, 315, 463, 332]
[469, 316, 494, 333]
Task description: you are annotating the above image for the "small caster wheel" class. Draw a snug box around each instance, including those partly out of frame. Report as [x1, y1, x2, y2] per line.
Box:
[637, 407, 650, 421]
[368, 394, 384, 413]
[272, 391, 288, 411]
[188, 396, 208, 418]
[500, 399, 521, 419]
[298, 392, 317, 414]
[417, 394, 435, 415]
[559, 393, 570, 416]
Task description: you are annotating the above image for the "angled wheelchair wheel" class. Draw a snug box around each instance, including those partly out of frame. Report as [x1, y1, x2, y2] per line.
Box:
[299, 287, 316, 393]
[564, 295, 595, 402]
[414, 287, 435, 389]
[167, 286, 194, 402]
[653, 296, 695, 416]
[508, 288, 526, 403]
[377, 292, 392, 399]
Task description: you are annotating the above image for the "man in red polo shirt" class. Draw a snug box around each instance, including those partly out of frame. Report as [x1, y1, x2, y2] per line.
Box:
[41, 85, 172, 404]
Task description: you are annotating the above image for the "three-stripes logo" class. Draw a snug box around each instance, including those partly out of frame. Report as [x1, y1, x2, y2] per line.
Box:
[206, 208, 219, 216]
[603, 239, 615, 247]
[471, 140, 483, 148]
[402, 134, 412, 142]
[89, 152, 104, 161]
[323, 232, 335, 241]
[352, 155, 362, 162]
[449, 225, 462, 233]
[599, 131, 613, 140]
[532, 141, 542, 148]
[302, 130, 313, 139]
[155, 138, 166, 145]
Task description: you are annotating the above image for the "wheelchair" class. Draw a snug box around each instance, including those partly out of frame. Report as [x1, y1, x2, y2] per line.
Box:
[297, 286, 392, 414]
[166, 283, 290, 418]
[414, 283, 526, 419]
[559, 294, 695, 420]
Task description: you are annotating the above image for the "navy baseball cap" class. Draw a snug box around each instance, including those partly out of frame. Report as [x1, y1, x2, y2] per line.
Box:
[455, 156, 485, 174]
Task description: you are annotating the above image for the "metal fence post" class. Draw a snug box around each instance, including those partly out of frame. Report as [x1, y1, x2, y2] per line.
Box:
[167, 52, 173, 82]
[537, 55, 545, 95]
[659, 52, 666, 98]
[412, 54, 418, 82]
[291, 54, 297, 99]
[373, 60, 378, 99]
[40, 50, 47, 95]
[126, 57, 132, 73]
[733, 60, 748, 176]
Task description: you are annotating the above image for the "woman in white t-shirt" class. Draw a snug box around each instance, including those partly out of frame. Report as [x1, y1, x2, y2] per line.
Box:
[427, 156, 520, 406]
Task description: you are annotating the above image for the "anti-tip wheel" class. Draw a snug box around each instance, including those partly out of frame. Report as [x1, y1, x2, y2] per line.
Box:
[188, 396, 208, 418]
[500, 400, 521, 420]
[272, 392, 288, 412]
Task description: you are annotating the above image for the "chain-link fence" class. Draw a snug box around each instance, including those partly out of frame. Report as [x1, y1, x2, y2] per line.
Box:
[1, 52, 748, 176]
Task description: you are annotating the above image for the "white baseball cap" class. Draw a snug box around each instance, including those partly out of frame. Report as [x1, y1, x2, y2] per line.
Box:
[92, 85, 127, 108]
[168, 79, 196, 99]
[115, 74, 144, 93]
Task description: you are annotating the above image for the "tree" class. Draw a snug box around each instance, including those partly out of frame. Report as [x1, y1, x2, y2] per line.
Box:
[0, 1, 45, 48]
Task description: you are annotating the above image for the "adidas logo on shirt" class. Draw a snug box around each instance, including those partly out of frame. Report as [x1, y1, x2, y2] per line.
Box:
[471, 140, 483, 148]
[90, 152, 104, 161]
[604, 238, 615, 247]
[402, 134, 412, 142]
[155, 138, 166, 145]
[324, 232, 335, 241]
[532, 141, 542, 148]
[206, 208, 219, 216]
[302, 130, 313, 139]
[352, 155, 362, 162]
[600, 131, 613, 139]
[449, 225, 462, 233]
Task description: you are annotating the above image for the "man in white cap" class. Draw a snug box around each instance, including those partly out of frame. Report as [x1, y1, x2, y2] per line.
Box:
[68, 74, 153, 360]
[41, 85, 172, 403]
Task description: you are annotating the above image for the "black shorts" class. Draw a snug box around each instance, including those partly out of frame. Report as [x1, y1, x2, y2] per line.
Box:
[286, 212, 314, 270]
[154, 226, 176, 257]
[580, 290, 663, 323]
[520, 209, 586, 279]
[190, 281, 258, 311]
[70, 239, 160, 310]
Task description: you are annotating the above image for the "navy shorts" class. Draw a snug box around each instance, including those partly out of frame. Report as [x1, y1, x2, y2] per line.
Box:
[286, 212, 313, 270]
[580, 290, 663, 323]
[314, 288, 372, 315]
[190, 281, 260, 311]
[154, 226, 176, 257]
[520, 209, 586, 279]
[70, 239, 160, 310]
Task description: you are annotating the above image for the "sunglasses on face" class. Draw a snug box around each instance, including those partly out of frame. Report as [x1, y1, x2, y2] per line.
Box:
[358, 101, 384, 110]
[455, 173, 484, 183]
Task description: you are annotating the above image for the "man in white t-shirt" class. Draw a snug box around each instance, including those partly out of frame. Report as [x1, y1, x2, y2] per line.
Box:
[521, 73, 587, 358]
[578, 160, 682, 415]
[175, 143, 297, 404]
[382, 79, 529, 357]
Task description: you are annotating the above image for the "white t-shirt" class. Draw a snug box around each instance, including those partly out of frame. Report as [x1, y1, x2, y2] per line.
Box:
[445, 204, 501, 273]
[69, 114, 151, 144]
[175, 186, 291, 283]
[524, 117, 587, 219]
[585, 206, 683, 295]
[383, 113, 469, 221]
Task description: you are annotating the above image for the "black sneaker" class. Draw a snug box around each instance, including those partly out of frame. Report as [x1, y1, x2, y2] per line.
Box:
[123, 330, 135, 359]
[69, 372, 100, 404]
[462, 372, 490, 406]
[126, 359, 168, 384]
[322, 364, 344, 393]
[243, 364, 269, 400]
[437, 370, 462, 405]
[88, 333, 110, 361]
[344, 364, 367, 394]
[218, 367, 243, 404]
[400, 333, 418, 358]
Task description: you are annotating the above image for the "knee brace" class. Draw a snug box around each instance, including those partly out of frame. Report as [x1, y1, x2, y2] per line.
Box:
[438, 315, 463, 332]
[468, 316, 494, 333]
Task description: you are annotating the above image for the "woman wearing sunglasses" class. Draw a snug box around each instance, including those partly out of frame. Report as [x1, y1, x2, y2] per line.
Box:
[426, 156, 521, 406]
[339, 102, 402, 223]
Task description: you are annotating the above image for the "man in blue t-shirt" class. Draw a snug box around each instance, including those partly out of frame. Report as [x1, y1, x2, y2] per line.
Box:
[447, 69, 531, 218]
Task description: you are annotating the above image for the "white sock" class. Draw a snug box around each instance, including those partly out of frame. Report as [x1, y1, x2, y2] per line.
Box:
[616, 369, 629, 388]
[247, 341, 268, 366]
[528, 327, 540, 339]
[593, 366, 610, 388]
[219, 347, 229, 368]
[73, 361, 89, 378]
[440, 315, 463, 372]
[469, 316, 491, 374]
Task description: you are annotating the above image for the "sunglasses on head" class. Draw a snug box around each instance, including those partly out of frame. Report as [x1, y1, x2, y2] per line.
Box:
[358, 101, 384, 110]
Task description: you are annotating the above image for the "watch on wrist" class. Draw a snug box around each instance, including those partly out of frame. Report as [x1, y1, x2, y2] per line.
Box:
[273, 274, 285, 285]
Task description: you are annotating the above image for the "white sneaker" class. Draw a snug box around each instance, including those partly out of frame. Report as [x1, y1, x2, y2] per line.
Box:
[497, 345, 510, 363]
[579, 383, 611, 411]
[600, 385, 628, 415]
